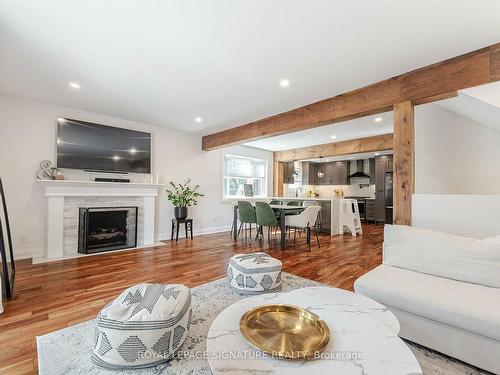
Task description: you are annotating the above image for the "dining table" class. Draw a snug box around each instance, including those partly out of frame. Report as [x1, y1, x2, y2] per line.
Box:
[232, 202, 305, 249]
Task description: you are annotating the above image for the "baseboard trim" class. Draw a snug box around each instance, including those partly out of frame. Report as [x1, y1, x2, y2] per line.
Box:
[157, 225, 231, 241]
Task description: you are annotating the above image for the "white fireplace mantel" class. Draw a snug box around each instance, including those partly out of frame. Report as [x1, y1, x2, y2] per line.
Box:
[38, 179, 161, 261]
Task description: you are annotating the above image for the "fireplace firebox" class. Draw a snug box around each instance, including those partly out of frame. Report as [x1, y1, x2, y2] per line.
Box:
[78, 206, 138, 254]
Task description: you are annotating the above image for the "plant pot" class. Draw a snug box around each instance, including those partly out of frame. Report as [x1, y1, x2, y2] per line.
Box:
[174, 206, 188, 220]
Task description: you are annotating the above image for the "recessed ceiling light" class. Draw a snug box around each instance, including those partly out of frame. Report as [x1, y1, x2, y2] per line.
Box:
[129, 148, 137, 154]
[69, 82, 80, 90]
[112, 155, 120, 161]
[195, 117, 203, 123]
[279, 79, 290, 88]
[330, 135, 337, 140]
[374, 116, 383, 123]
[375, 152, 380, 156]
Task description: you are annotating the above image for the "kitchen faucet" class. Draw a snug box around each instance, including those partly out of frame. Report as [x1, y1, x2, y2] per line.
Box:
[295, 186, 303, 197]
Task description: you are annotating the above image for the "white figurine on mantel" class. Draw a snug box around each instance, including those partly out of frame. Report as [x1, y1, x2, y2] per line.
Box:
[37, 160, 55, 180]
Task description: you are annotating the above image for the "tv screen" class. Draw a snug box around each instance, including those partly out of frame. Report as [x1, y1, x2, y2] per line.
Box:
[56, 118, 151, 173]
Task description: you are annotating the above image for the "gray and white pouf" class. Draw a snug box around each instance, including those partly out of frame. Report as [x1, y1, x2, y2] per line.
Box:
[92, 283, 191, 369]
[227, 253, 282, 294]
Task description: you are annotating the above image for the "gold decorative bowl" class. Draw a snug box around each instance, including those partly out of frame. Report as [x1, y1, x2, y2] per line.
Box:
[239, 304, 330, 359]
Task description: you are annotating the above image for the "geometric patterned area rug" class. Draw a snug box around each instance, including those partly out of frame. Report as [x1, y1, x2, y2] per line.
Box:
[37, 273, 491, 375]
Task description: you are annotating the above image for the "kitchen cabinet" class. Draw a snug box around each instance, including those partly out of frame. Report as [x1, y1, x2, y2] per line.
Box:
[317, 200, 332, 233]
[315, 164, 327, 185]
[336, 161, 349, 185]
[283, 162, 295, 184]
[301, 162, 311, 185]
[369, 158, 376, 184]
[309, 163, 318, 185]
[366, 198, 376, 222]
[302, 160, 353, 186]
[313, 161, 350, 185]
[325, 163, 335, 185]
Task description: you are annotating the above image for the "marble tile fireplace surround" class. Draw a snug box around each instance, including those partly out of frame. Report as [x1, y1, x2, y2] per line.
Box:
[38, 180, 161, 261]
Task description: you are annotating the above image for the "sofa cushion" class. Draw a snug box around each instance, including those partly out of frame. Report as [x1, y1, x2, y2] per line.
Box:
[354, 265, 500, 342]
[383, 225, 500, 288]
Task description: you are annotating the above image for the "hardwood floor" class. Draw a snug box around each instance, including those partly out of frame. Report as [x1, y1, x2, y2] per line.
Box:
[0, 224, 383, 374]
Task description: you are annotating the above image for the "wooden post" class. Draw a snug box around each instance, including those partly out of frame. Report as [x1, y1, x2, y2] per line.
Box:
[273, 160, 284, 197]
[393, 101, 414, 225]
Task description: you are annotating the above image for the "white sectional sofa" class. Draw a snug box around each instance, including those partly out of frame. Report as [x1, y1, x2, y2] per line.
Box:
[354, 225, 500, 374]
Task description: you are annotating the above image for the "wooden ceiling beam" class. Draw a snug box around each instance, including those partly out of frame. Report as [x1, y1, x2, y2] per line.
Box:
[273, 133, 393, 162]
[412, 91, 458, 106]
[202, 43, 500, 150]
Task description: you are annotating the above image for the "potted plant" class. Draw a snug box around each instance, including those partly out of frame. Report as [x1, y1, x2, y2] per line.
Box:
[166, 179, 204, 219]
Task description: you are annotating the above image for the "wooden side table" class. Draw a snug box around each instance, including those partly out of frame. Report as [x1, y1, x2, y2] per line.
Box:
[171, 218, 193, 241]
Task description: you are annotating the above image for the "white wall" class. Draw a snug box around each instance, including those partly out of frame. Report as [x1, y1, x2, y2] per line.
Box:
[413, 103, 500, 236]
[0, 94, 273, 259]
[415, 103, 500, 194]
[412, 194, 500, 239]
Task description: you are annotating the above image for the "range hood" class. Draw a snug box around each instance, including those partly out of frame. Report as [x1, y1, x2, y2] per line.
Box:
[348, 160, 370, 179]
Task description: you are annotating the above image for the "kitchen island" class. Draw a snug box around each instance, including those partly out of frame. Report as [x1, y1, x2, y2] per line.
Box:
[269, 197, 343, 236]
[230, 197, 344, 237]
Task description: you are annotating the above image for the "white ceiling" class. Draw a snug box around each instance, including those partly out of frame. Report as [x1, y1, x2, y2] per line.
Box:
[244, 112, 393, 151]
[1, 1, 500, 135]
[437, 82, 500, 134]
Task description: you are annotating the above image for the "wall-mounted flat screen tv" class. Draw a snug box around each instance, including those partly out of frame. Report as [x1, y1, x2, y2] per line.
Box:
[56, 118, 151, 173]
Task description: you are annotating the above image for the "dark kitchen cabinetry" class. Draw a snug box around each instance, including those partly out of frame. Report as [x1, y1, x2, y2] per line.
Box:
[310, 161, 350, 185]
[309, 163, 319, 185]
[375, 155, 393, 223]
[369, 158, 376, 184]
[317, 200, 331, 233]
[302, 162, 319, 185]
[366, 199, 376, 222]
[301, 162, 311, 185]
[284, 162, 295, 184]
[336, 161, 350, 185]
[324, 163, 335, 185]
[299, 160, 352, 186]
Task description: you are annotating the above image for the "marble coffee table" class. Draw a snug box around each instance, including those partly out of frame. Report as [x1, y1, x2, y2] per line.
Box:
[207, 287, 422, 375]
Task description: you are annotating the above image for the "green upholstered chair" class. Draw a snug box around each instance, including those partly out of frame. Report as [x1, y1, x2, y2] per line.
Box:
[255, 202, 280, 243]
[285, 200, 303, 217]
[269, 200, 283, 206]
[237, 201, 257, 239]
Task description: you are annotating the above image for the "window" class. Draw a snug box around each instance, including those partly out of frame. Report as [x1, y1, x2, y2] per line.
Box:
[223, 155, 267, 198]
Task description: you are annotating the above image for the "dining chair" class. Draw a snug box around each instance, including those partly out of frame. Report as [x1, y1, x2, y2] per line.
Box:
[285, 206, 321, 250]
[286, 200, 302, 206]
[302, 200, 318, 207]
[269, 200, 283, 206]
[255, 202, 279, 243]
[237, 201, 257, 239]
[302, 200, 321, 234]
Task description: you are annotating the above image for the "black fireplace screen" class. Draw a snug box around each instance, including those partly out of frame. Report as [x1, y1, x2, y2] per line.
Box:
[78, 207, 138, 254]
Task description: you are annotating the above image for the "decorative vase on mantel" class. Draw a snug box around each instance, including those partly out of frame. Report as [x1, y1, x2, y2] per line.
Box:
[174, 206, 188, 220]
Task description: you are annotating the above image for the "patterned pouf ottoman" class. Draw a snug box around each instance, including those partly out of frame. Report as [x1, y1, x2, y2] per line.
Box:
[228, 252, 282, 294]
[92, 283, 192, 369]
